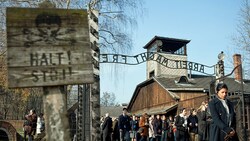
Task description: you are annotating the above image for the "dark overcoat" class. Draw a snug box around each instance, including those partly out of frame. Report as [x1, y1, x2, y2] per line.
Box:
[102, 116, 113, 141]
[197, 110, 210, 140]
[187, 115, 198, 134]
[118, 114, 131, 131]
[208, 97, 238, 141]
[153, 118, 162, 136]
[175, 115, 188, 140]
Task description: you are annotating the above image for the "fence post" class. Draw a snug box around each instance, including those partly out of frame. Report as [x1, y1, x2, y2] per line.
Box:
[88, 9, 101, 141]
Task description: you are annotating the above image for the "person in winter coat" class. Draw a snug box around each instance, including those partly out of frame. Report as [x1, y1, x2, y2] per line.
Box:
[130, 115, 139, 141]
[112, 118, 120, 141]
[153, 114, 162, 141]
[102, 113, 113, 141]
[23, 114, 33, 141]
[29, 109, 37, 136]
[187, 109, 198, 141]
[175, 108, 188, 141]
[148, 115, 155, 141]
[208, 83, 238, 141]
[139, 113, 149, 141]
[118, 108, 131, 141]
[161, 115, 169, 141]
[197, 101, 211, 141]
[167, 115, 175, 141]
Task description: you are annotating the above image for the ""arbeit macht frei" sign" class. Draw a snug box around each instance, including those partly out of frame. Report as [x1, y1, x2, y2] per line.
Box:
[7, 7, 94, 88]
[99, 52, 215, 75]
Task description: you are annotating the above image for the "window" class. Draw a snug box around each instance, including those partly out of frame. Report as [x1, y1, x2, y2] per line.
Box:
[174, 46, 185, 55]
[177, 76, 189, 84]
[149, 71, 155, 78]
[149, 44, 157, 52]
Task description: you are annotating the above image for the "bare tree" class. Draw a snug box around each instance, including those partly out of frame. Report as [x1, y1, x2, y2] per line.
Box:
[101, 91, 119, 106]
[0, 90, 12, 119]
[0, 43, 43, 119]
[26, 88, 43, 115]
[47, 0, 144, 53]
[231, 0, 250, 77]
[0, 0, 144, 53]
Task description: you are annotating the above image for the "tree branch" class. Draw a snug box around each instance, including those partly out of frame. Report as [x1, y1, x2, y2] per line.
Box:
[99, 35, 117, 45]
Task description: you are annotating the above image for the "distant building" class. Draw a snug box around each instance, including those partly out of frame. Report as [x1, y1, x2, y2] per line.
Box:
[100, 106, 125, 118]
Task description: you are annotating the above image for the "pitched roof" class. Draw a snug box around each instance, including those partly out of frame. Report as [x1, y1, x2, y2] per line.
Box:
[143, 36, 190, 49]
[145, 103, 178, 115]
[128, 75, 250, 110]
[155, 76, 250, 92]
[100, 106, 124, 118]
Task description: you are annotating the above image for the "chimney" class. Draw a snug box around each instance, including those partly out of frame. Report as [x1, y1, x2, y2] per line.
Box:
[233, 54, 242, 81]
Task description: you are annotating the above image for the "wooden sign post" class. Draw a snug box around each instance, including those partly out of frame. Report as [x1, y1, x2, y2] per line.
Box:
[7, 7, 94, 140]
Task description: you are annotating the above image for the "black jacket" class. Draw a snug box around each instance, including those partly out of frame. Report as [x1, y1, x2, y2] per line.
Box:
[175, 115, 187, 132]
[153, 118, 162, 135]
[118, 114, 131, 131]
[197, 109, 211, 140]
[187, 115, 198, 133]
[102, 116, 113, 135]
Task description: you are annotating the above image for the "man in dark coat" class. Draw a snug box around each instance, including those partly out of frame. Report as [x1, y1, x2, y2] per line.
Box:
[118, 108, 131, 141]
[112, 118, 120, 141]
[187, 109, 198, 141]
[197, 101, 211, 141]
[175, 108, 188, 141]
[30, 109, 37, 136]
[153, 114, 162, 141]
[23, 114, 33, 141]
[102, 113, 113, 141]
[208, 83, 238, 141]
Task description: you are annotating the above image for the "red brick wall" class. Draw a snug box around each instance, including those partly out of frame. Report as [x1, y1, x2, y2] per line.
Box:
[0, 120, 25, 134]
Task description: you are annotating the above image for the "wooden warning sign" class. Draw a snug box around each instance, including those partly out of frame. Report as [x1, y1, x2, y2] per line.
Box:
[7, 7, 94, 88]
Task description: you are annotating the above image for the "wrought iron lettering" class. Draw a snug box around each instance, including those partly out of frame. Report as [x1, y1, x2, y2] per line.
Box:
[99, 52, 214, 75]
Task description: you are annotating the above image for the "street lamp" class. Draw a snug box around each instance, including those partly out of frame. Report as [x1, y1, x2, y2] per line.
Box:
[218, 51, 225, 61]
[216, 51, 225, 82]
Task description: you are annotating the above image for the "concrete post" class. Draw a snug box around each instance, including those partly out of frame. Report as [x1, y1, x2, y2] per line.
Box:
[39, 1, 71, 140]
[43, 86, 71, 141]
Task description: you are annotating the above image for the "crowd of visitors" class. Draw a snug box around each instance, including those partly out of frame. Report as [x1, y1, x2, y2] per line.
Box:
[100, 104, 211, 141]
[20, 83, 237, 141]
[100, 83, 239, 141]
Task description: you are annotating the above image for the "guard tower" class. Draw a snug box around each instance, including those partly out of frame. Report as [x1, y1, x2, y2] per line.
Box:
[143, 36, 190, 79]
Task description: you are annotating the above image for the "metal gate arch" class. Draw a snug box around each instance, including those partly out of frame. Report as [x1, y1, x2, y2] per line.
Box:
[99, 52, 216, 75]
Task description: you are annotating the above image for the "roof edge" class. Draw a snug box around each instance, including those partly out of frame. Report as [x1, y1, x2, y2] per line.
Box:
[143, 36, 191, 49]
